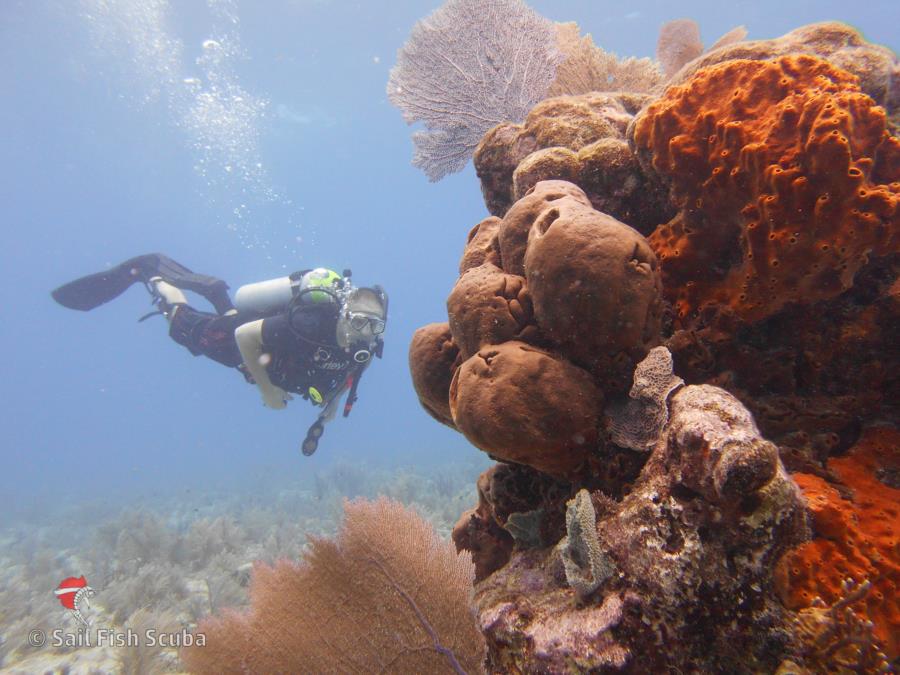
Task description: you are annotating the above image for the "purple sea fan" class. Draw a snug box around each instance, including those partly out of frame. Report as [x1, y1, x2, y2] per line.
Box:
[387, 0, 565, 181]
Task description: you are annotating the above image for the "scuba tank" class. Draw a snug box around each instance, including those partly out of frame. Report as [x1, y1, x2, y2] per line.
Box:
[233, 268, 346, 315]
[234, 276, 294, 314]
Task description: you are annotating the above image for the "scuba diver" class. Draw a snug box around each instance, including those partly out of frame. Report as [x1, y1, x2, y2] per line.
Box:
[51, 253, 387, 456]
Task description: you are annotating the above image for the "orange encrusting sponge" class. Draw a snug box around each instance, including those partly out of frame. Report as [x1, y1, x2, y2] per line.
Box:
[775, 427, 900, 658]
[633, 54, 900, 323]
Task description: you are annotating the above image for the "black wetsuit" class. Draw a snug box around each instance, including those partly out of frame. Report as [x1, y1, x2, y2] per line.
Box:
[260, 302, 356, 396]
[52, 254, 359, 402]
[168, 299, 356, 399]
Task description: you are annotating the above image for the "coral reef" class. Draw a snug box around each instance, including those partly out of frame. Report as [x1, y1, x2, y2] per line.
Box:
[449, 341, 602, 478]
[779, 578, 893, 674]
[409, 322, 461, 428]
[405, 10, 900, 674]
[387, 0, 564, 180]
[474, 93, 673, 230]
[465, 24, 899, 447]
[447, 264, 534, 360]
[558, 489, 614, 599]
[182, 497, 485, 674]
[471, 383, 806, 672]
[523, 196, 663, 384]
[665, 253, 899, 452]
[606, 345, 684, 451]
[656, 19, 748, 80]
[459, 215, 503, 274]
[775, 427, 900, 659]
[452, 462, 574, 582]
[656, 18, 704, 78]
[495, 179, 592, 276]
[632, 53, 900, 323]
[0, 459, 486, 673]
[666, 22, 900, 129]
[625, 46, 900, 448]
[548, 22, 663, 97]
[411, 181, 666, 480]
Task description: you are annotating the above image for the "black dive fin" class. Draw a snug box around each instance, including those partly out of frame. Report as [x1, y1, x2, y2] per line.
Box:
[51, 260, 146, 311]
[301, 421, 325, 456]
[52, 253, 235, 315]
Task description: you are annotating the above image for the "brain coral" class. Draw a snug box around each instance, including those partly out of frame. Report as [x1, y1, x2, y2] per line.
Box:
[408, 322, 460, 428]
[473, 92, 672, 233]
[524, 196, 663, 389]
[632, 54, 900, 324]
[449, 341, 602, 478]
[774, 426, 900, 659]
[447, 263, 536, 360]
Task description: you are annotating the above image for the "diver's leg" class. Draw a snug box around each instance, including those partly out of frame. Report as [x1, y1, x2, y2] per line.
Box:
[52, 253, 235, 315]
[148, 277, 187, 321]
[152, 255, 235, 315]
[167, 304, 245, 368]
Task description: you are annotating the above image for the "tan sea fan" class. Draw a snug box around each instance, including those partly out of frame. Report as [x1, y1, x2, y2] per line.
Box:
[549, 22, 663, 96]
[182, 496, 485, 674]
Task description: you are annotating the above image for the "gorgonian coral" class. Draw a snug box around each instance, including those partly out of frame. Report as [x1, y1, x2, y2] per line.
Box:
[387, 0, 564, 181]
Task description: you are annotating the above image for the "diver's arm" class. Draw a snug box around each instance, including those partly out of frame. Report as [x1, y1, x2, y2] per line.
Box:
[234, 320, 289, 409]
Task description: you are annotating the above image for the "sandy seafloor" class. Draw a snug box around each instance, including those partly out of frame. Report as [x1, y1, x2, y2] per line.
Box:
[0, 455, 487, 673]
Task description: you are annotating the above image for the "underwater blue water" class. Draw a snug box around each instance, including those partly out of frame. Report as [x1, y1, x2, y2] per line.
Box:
[1, 0, 897, 521]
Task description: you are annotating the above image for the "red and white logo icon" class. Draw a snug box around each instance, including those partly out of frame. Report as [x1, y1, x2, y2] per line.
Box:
[54, 576, 96, 626]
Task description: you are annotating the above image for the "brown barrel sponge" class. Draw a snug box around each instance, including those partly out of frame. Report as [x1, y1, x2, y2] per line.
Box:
[449, 341, 602, 478]
[498, 180, 593, 277]
[408, 322, 461, 428]
[524, 200, 662, 377]
[459, 216, 502, 275]
[447, 263, 534, 360]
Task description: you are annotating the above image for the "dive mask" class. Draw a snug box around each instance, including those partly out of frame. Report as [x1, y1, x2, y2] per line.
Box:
[348, 313, 385, 335]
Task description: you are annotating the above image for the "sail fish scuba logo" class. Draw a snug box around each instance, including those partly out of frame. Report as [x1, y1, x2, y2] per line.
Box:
[54, 576, 96, 626]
